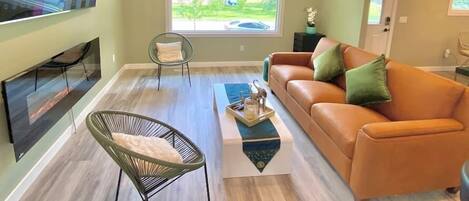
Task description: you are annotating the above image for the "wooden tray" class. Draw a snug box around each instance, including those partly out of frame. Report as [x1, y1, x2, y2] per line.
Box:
[225, 101, 275, 127]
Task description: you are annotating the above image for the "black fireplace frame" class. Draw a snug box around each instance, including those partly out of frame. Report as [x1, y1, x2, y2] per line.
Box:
[2, 37, 102, 161]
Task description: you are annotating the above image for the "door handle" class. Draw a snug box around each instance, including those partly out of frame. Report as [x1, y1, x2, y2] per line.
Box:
[383, 28, 390, 32]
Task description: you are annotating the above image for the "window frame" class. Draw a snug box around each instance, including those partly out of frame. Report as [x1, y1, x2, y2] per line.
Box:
[448, 0, 469, 16]
[165, 0, 284, 37]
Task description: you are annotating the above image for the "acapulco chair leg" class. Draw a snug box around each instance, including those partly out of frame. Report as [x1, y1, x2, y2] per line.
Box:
[204, 164, 211, 201]
[82, 62, 89, 81]
[34, 68, 39, 91]
[157, 64, 161, 91]
[186, 62, 192, 87]
[62, 67, 70, 92]
[115, 168, 123, 201]
[136, 190, 146, 201]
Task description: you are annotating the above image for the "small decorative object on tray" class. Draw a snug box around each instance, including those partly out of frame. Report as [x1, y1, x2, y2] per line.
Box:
[225, 80, 275, 127]
[243, 95, 259, 121]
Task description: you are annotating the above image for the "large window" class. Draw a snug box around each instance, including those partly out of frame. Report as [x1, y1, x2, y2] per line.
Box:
[449, 0, 469, 16]
[167, 0, 282, 36]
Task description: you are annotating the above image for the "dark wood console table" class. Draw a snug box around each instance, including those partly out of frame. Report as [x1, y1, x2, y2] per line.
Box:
[293, 32, 325, 52]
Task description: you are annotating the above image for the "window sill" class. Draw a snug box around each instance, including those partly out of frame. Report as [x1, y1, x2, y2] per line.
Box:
[448, 10, 469, 16]
[170, 31, 283, 38]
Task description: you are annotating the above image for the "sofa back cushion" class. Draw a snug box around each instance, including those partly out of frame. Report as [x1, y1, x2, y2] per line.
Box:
[334, 47, 384, 89]
[372, 61, 466, 121]
[311, 38, 348, 68]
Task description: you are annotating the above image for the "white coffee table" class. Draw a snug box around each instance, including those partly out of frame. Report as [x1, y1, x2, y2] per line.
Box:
[213, 83, 294, 178]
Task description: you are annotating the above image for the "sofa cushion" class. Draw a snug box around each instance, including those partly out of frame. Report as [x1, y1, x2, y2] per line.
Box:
[156, 42, 184, 62]
[372, 61, 466, 121]
[270, 65, 314, 89]
[311, 103, 389, 158]
[112, 133, 183, 164]
[287, 80, 345, 112]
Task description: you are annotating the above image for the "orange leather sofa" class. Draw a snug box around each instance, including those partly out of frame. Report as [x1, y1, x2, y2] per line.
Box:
[268, 38, 469, 200]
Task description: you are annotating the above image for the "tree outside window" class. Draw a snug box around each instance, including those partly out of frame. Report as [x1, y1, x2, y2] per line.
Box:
[169, 0, 281, 35]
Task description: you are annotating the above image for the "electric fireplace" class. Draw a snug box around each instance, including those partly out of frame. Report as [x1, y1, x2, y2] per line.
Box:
[2, 37, 101, 161]
[0, 0, 97, 24]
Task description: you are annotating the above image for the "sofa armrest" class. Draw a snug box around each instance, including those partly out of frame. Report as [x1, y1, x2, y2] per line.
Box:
[350, 120, 469, 199]
[362, 119, 464, 139]
[270, 52, 313, 67]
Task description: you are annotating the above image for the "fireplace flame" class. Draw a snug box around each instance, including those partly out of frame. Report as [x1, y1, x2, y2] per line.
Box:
[29, 88, 69, 124]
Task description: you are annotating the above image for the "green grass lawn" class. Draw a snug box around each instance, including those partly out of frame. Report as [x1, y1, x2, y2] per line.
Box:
[172, 3, 277, 21]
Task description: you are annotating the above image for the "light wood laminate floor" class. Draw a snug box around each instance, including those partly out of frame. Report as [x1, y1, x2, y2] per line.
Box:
[21, 67, 463, 201]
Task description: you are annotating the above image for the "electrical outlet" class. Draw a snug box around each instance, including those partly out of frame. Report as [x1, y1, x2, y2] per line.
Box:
[112, 54, 116, 63]
[444, 49, 451, 58]
[240, 45, 245, 52]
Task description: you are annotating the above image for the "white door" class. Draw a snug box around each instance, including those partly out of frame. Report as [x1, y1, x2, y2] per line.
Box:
[364, 0, 397, 55]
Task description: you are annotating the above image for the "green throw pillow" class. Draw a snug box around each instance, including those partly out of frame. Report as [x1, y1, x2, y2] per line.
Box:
[345, 55, 392, 105]
[313, 44, 345, 81]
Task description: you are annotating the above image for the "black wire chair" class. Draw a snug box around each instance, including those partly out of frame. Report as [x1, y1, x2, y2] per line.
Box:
[148, 32, 193, 90]
[86, 111, 210, 201]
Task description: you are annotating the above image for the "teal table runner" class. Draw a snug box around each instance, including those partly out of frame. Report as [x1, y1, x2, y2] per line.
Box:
[224, 83, 280, 172]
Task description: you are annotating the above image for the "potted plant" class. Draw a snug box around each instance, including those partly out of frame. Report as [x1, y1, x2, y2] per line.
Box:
[306, 7, 317, 34]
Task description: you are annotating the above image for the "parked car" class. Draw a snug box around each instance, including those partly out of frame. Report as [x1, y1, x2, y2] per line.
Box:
[226, 0, 237, 6]
[225, 20, 271, 31]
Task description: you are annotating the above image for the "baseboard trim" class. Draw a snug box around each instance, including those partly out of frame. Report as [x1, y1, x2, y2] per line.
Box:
[126, 63, 456, 72]
[124, 61, 263, 70]
[417, 66, 456, 72]
[5, 125, 74, 201]
[5, 67, 125, 201]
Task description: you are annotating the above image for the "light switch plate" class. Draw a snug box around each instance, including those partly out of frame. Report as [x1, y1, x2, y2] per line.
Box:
[399, 16, 408, 24]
